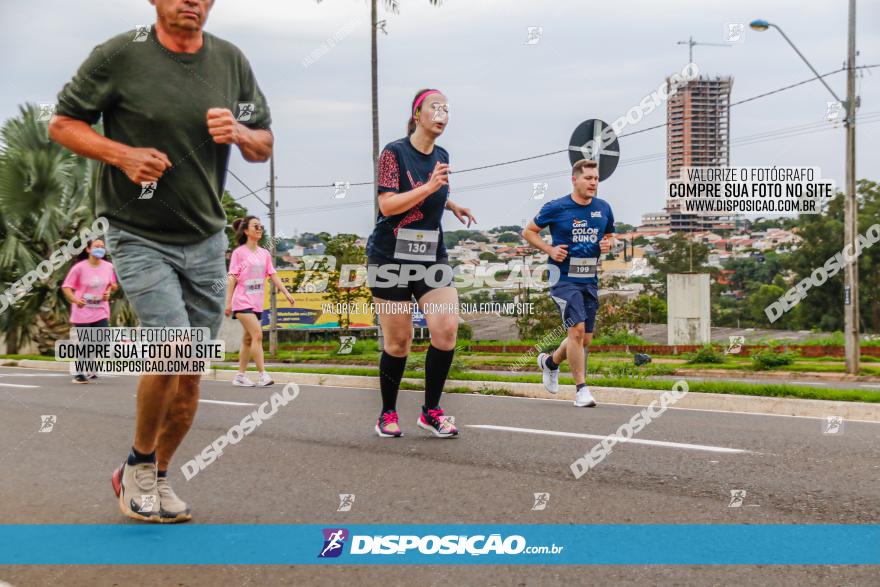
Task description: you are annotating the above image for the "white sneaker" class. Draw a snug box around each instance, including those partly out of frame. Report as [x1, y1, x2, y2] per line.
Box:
[537, 352, 559, 394]
[574, 386, 597, 407]
[233, 373, 255, 387]
[257, 372, 274, 387]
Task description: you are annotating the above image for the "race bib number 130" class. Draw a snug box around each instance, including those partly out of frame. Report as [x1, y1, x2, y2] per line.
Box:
[394, 228, 439, 262]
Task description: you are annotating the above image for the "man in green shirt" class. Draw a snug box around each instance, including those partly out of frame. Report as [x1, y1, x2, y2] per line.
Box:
[49, 0, 273, 523]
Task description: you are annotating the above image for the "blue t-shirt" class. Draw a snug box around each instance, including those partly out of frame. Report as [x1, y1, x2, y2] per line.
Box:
[366, 137, 450, 262]
[533, 194, 615, 284]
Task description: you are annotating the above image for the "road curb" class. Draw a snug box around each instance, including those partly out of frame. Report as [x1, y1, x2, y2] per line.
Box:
[9, 359, 880, 423]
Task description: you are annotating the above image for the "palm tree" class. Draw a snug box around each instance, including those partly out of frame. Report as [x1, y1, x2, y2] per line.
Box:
[318, 0, 443, 219]
[0, 104, 134, 354]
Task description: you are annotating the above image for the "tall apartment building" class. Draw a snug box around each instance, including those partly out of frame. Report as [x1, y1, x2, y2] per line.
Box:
[641, 74, 740, 233]
[667, 75, 732, 180]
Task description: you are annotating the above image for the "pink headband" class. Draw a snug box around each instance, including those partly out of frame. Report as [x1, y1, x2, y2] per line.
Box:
[412, 89, 442, 116]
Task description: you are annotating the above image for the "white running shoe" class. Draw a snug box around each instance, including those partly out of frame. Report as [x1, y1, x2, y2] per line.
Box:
[257, 372, 274, 387]
[233, 373, 255, 387]
[574, 386, 597, 407]
[537, 352, 559, 394]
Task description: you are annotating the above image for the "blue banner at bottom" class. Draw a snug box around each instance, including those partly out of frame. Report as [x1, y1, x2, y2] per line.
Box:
[1, 525, 877, 565]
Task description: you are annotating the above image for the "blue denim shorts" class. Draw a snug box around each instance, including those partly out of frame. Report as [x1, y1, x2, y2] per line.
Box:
[104, 225, 227, 339]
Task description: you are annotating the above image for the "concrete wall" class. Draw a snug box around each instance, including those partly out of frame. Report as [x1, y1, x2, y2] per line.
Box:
[667, 273, 711, 345]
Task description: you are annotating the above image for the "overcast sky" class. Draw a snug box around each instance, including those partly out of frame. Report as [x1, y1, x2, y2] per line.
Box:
[3, 0, 878, 238]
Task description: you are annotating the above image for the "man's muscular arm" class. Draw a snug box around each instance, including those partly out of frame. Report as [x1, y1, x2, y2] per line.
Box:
[48, 115, 171, 184]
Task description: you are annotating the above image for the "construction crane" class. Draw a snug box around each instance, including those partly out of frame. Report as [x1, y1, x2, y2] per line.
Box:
[677, 35, 731, 63]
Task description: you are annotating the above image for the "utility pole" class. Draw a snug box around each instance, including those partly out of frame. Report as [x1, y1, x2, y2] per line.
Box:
[843, 0, 859, 374]
[269, 153, 278, 358]
[751, 8, 860, 373]
[371, 0, 384, 352]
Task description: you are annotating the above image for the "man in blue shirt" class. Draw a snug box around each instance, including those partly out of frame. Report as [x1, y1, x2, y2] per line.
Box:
[522, 159, 617, 407]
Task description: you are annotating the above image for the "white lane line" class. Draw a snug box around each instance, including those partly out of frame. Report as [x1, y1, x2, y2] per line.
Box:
[199, 399, 257, 407]
[129, 394, 258, 407]
[0, 374, 68, 377]
[860, 384, 880, 389]
[449, 390, 880, 425]
[0, 382, 40, 388]
[467, 424, 751, 454]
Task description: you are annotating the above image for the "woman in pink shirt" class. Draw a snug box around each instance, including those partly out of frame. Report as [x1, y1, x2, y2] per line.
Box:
[225, 216, 295, 387]
[61, 238, 119, 384]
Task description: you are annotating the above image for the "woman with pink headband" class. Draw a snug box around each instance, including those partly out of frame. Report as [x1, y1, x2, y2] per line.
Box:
[365, 88, 476, 438]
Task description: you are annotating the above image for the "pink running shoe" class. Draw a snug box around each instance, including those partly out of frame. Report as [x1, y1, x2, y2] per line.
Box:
[418, 406, 458, 438]
[375, 410, 403, 437]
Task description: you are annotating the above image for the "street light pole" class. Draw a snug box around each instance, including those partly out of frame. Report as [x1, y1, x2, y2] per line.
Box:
[750, 9, 859, 373]
[843, 0, 859, 375]
[269, 152, 278, 359]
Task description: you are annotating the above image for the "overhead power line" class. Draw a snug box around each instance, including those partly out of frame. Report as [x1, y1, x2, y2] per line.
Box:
[263, 64, 878, 191]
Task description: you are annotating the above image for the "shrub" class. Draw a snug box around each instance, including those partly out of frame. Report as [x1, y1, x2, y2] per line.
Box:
[591, 329, 649, 346]
[407, 352, 468, 373]
[751, 348, 798, 370]
[686, 345, 726, 364]
[457, 322, 473, 340]
[346, 338, 378, 355]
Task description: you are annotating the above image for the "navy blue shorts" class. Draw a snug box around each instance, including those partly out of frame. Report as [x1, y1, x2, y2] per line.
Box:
[549, 281, 599, 332]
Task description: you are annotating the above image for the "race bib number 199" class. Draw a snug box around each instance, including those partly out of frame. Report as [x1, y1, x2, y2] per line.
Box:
[568, 257, 597, 279]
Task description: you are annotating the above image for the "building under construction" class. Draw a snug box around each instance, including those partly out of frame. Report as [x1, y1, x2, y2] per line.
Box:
[641, 74, 741, 233]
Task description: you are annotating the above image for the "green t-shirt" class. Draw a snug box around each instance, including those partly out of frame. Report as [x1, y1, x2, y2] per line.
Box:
[56, 26, 271, 245]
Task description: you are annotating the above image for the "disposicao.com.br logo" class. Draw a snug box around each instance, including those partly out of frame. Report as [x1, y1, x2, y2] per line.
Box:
[318, 528, 563, 558]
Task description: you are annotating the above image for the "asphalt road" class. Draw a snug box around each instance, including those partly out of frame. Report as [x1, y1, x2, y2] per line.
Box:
[1, 366, 878, 586]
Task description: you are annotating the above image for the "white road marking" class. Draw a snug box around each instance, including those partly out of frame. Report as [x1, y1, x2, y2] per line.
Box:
[0, 382, 40, 388]
[0, 373, 68, 377]
[467, 424, 750, 454]
[448, 389, 880, 425]
[199, 399, 257, 407]
[859, 384, 880, 389]
[128, 394, 258, 407]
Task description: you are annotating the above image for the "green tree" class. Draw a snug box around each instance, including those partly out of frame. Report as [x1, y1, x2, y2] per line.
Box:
[221, 190, 249, 251]
[495, 231, 522, 243]
[629, 294, 667, 324]
[723, 250, 786, 295]
[444, 229, 487, 248]
[515, 295, 562, 340]
[781, 191, 844, 330]
[0, 104, 135, 353]
[297, 232, 323, 247]
[782, 180, 880, 332]
[647, 233, 714, 297]
[490, 225, 523, 234]
[304, 233, 372, 333]
[594, 295, 642, 338]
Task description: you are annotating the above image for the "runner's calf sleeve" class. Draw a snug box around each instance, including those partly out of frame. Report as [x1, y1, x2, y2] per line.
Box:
[425, 345, 455, 410]
[379, 351, 408, 412]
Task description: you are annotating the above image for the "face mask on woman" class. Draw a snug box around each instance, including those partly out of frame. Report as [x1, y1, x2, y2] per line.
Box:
[90, 247, 106, 259]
